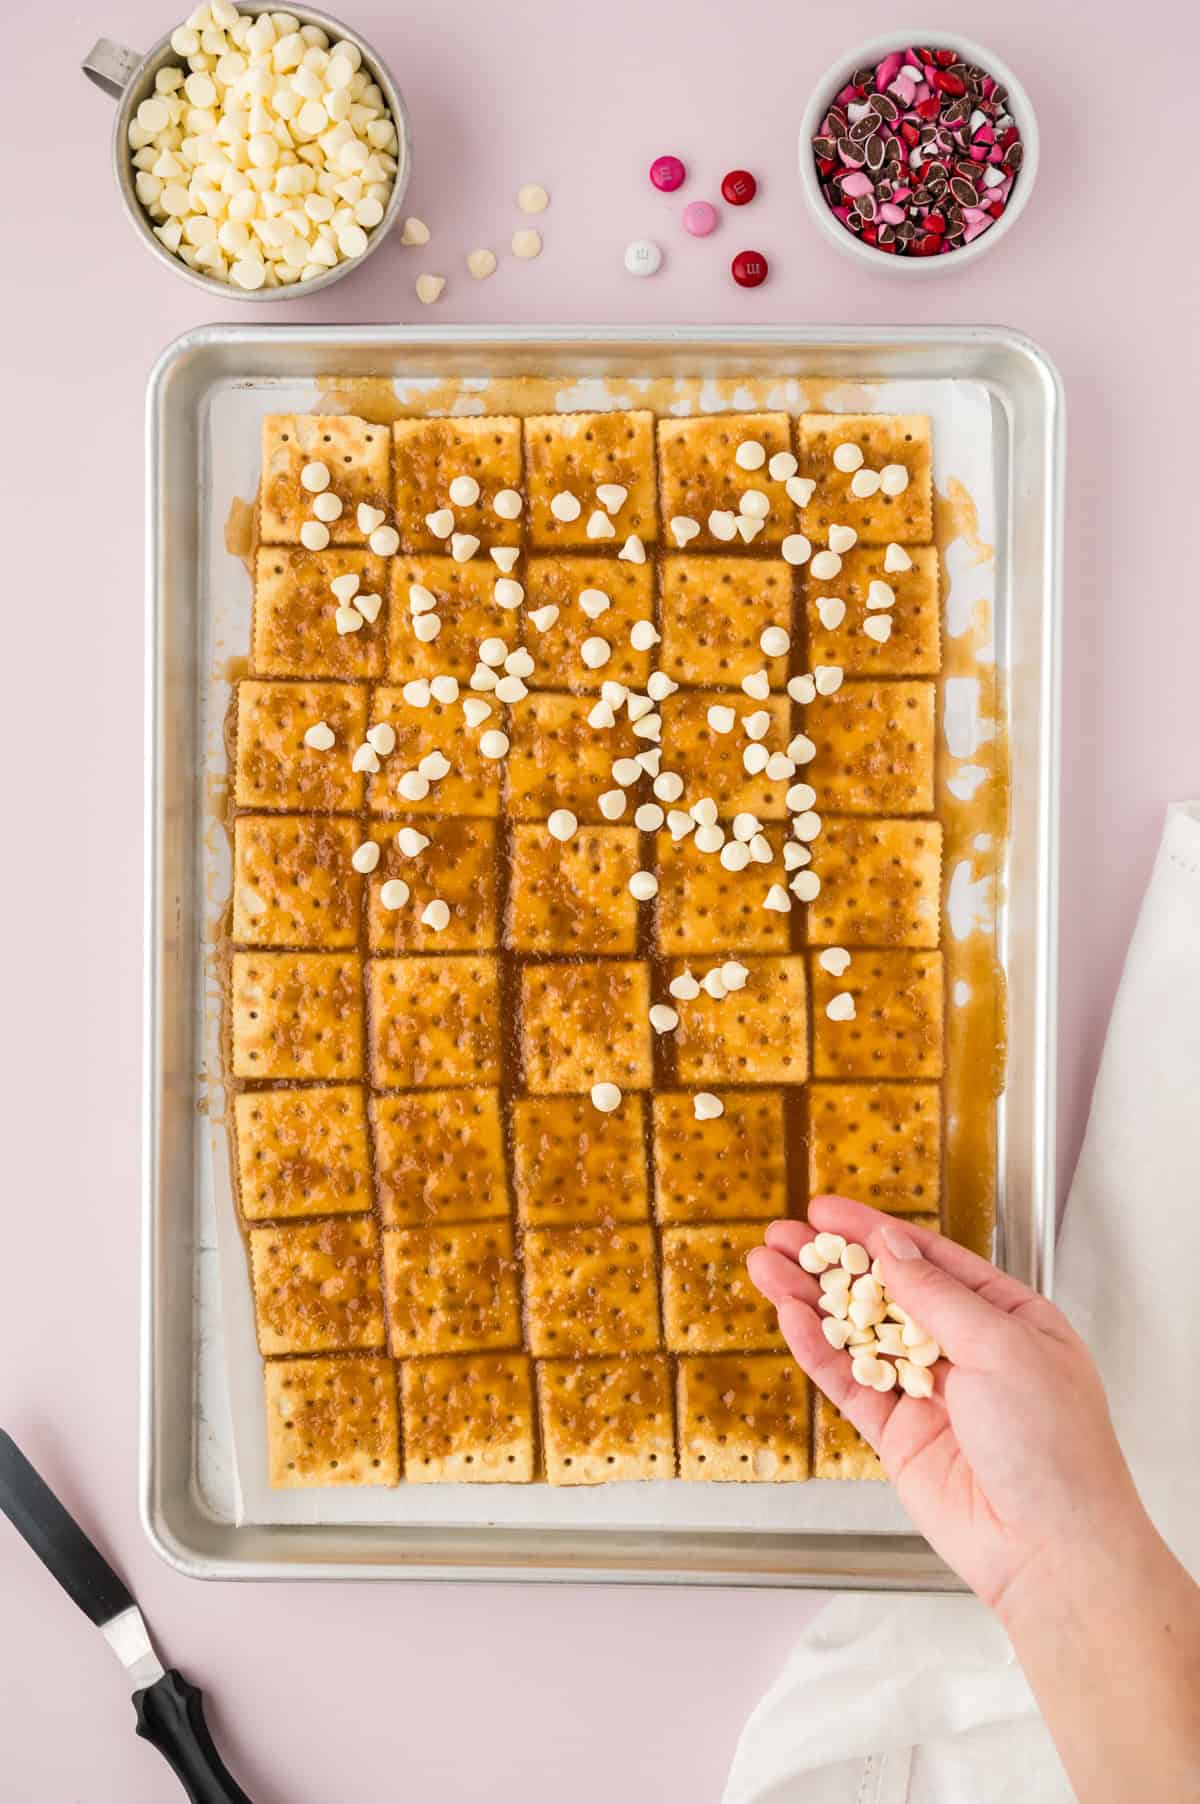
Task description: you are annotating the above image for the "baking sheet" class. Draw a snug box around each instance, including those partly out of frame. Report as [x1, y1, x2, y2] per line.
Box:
[196, 369, 999, 1533]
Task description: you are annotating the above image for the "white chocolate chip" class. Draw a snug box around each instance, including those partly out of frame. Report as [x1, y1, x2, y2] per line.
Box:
[825, 990, 856, 1022]
[430, 675, 459, 704]
[693, 1092, 724, 1121]
[579, 589, 610, 621]
[479, 729, 509, 759]
[591, 1081, 622, 1114]
[547, 810, 577, 842]
[897, 1359, 934, 1398]
[380, 878, 410, 910]
[666, 810, 694, 840]
[450, 533, 480, 563]
[418, 750, 451, 781]
[670, 515, 700, 547]
[816, 595, 846, 630]
[879, 463, 909, 496]
[630, 620, 661, 652]
[749, 834, 773, 864]
[741, 670, 771, 700]
[313, 492, 344, 522]
[491, 547, 520, 573]
[479, 639, 508, 670]
[351, 742, 380, 773]
[366, 722, 397, 756]
[517, 182, 550, 213]
[626, 692, 654, 722]
[504, 649, 534, 679]
[611, 759, 641, 787]
[669, 971, 701, 1000]
[551, 490, 581, 522]
[792, 810, 822, 842]
[649, 1004, 679, 1034]
[415, 273, 446, 305]
[335, 606, 363, 635]
[467, 247, 497, 280]
[722, 961, 749, 992]
[742, 744, 769, 775]
[401, 216, 431, 245]
[586, 509, 616, 540]
[735, 440, 766, 470]
[493, 676, 527, 703]
[707, 705, 736, 735]
[720, 840, 750, 872]
[408, 584, 438, 616]
[397, 828, 430, 858]
[618, 534, 646, 564]
[493, 489, 524, 520]
[352, 839, 380, 873]
[356, 592, 383, 624]
[528, 604, 559, 632]
[702, 968, 728, 1000]
[818, 947, 851, 977]
[646, 672, 678, 701]
[694, 824, 725, 854]
[631, 713, 661, 742]
[708, 509, 737, 542]
[765, 753, 795, 782]
[449, 475, 480, 507]
[832, 442, 864, 473]
[494, 577, 525, 610]
[828, 524, 858, 554]
[763, 884, 791, 913]
[629, 870, 658, 901]
[398, 770, 430, 800]
[588, 700, 616, 730]
[814, 665, 843, 695]
[425, 508, 454, 538]
[736, 515, 764, 544]
[303, 720, 335, 750]
[851, 468, 882, 499]
[598, 789, 626, 819]
[596, 483, 628, 514]
[790, 870, 820, 901]
[690, 798, 719, 828]
[403, 679, 432, 708]
[732, 812, 760, 842]
[760, 626, 790, 657]
[769, 451, 798, 480]
[739, 489, 770, 520]
[884, 542, 913, 573]
[300, 459, 330, 492]
[867, 580, 896, 610]
[511, 228, 542, 259]
[653, 771, 684, 803]
[300, 520, 330, 550]
[786, 475, 816, 507]
[788, 674, 816, 705]
[822, 1316, 853, 1350]
[330, 574, 361, 604]
[413, 614, 441, 643]
[788, 734, 817, 765]
[370, 525, 400, 556]
[811, 551, 842, 582]
[634, 803, 665, 831]
[462, 697, 492, 728]
[864, 615, 893, 643]
[581, 636, 611, 670]
[635, 748, 662, 776]
[420, 899, 451, 931]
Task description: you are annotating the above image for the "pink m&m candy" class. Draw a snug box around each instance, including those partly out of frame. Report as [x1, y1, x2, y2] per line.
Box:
[683, 200, 718, 237]
[649, 155, 686, 192]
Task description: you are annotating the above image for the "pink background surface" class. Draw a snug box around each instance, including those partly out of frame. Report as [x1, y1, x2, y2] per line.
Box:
[3, 1, 1198, 1797]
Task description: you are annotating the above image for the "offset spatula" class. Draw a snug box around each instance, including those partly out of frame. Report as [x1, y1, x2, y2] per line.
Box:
[0, 1429, 253, 1803]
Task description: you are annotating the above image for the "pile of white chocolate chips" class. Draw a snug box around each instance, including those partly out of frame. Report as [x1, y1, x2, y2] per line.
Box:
[127, 3, 398, 289]
[799, 1232, 944, 1398]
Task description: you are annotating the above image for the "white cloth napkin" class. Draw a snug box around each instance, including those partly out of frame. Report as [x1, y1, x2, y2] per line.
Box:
[724, 801, 1200, 1804]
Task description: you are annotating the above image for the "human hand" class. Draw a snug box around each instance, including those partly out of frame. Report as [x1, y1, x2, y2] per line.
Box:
[747, 1196, 1146, 1621]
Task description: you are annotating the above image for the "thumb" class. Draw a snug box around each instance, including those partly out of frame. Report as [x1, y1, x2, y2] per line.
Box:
[875, 1222, 1011, 1367]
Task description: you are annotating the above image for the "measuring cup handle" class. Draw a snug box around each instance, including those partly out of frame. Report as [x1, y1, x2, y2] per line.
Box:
[82, 38, 142, 100]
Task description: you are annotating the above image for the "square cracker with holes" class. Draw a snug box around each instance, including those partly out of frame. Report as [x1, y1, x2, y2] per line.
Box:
[660, 691, 793, 821]
[524, 1225, 660, 1357]
[387, 556, 516, 683]
[383, 1221, 521, 1357]
[677, 1355, 810, 1481]
[231, 951, 363, 1081]
[512, 1093, 649, 1227]
[520, 960, 652, 1093]
[367, 954, 501, 1089]
[814, 1394, 885, 1481]
[506, 692, 641, 823]
[655, 823, 791, 957]
[807, 545, 940, 677]
[234, 680, 367, 813]
[260, 415, 392, 546]
[401, 1354, 535, 1483]
[659, 557, 793, 688]
[669, 955, 808, 1087]
[661, 1224, 784, 1354]
[538, 1355, 675, 1483]
[523, 557, 654, 691]
[797, 414, 933, 547]
[805, 682, 935, 815]
[811, 949, 944, 1080]
[265, 1356, 399, 1488]
[235, 1085, 370, 1221]
[249, 1216, 385, 1355]
[523, 411, 658, 548]
[253, 548, 389, 679]
[392, 416, 523, 552]
[366, 819, 499, 953]
[370, 1087, 508, 1226]
[809, 1082, 942, 1215]
[364, 687, 502, 818]
[652, 1090, 789, 1223]
[657, 414, 794, 550]
[809, 818, 942, 948]
[508, 823, 640, 955]
[233, 815, 362, 948]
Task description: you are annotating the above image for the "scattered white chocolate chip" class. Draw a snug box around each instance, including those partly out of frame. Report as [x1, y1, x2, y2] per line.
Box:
[635, 748, 661, 775]
[649, 1003, 679, 1034]
[741, 669, 771, 701]
[579, 589, 610, 621]
[478, 730, 509, 759]
[653, 771, 684, 803]
[666, 810, 694, 841]
[851, 468, 882, 499]
[690, 798, 719, 828]
[694, 824, 725, 854]
[785, 783, 816, 814]
[397, 828, 430, 857]
[739, 489, 770, 520]
[629, 870, 658, 901]
[430, 675, 459, 704]
[448, 475, 481, 507]
[828, 524, 858, 554]
[867, 580, 896, 610]
[408, 584, 438, 616]
[816, 595, 846, 630]
[760, 626, 791, 658]
[397, 770, 429, 800]
[416, 273, 446, 305]
[366, 722, 397, 756]
[884, 542, 913, 573]
[300, 520, 330, 551]
[763, 884, 791, 913]
[313, 492, 343, 523]
[702, 967, 728, 1000]
[742, 744, 769, 775]
[335, 605, 364, 635]
[630, 620, 661, 652]
[467, 247, 497, 280]
[707, 705, 736, 735]
[611, 759, 641, 788]
[351, 743, 380, 774]
[631, 713, 661, 742]
[670, 516, 700, 547]
[493, 675, 528, 703]
[494, 577, 524, 610]
[586, 509, 616, 540]
[403, 678, 432, 707]
[591, 1081, 622, 1114]
[788, 734, 816, 765]
[721, 961, 749, 991]
[708, 509, 737, 542]
[511, 227, 542, 259]
[551, 490, 581, 523]
[736, 515, 763, 544]
[352, 840, 380, 874]
[588, 700, 616, 730]
[356, 592, 382, 624]
[864, 615, 893, 643]
[825, 991, 856, 1022]
[504, 648, 534, 679]
[412, 614, 441, 642]
[401, 217, 431, 245]
[421, 899, 451, 931]
[735, 440, 766, 471]
[518, 182, 550, 214]
[693, 1092, 724, 1121]
[598, 789, 626, 820]
[493, 488, 523, 520]
[879, 463, 909, 496]
[792, 810, 822, 842]
[765, 753, 795, 782]
[418, 751, 451, 781]
[646, 672, 678, 702]
[786, 475, 816, 507]
[596, 483, 628, 514]
[462, 697, 492, 729]
[634, 803, 665, 831]
[732, 812, 760, 842]
[669, 971, 701, 1001]
[769, 451, 798, 480]
[380, 878, 410, 910]
[450, 533, 480, 563]
[618, 534, 646, 564]
[818, 947, 851, 977]
[832, 443, 864, 473]
[303, 721, 335, 751]
[811, 551, 842, 582]
[814, 665, 843, 695]
[425, 508, 454, 538]
[749, 834, 773, 864]
[491, 546, 520, 573]
[581, 636, 611, 670]
[626, 692, 654, 722]
[720, 840, 750, 872]
[300, 460, 330, 493]
[790, 870, 820, 901]
[788, 674, 816, 705]
[528, 604, 558, 632]
[330, 574, 361, 605]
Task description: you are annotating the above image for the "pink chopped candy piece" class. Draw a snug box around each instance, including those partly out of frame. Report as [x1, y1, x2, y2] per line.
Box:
[889, 74, 916, 104]
[875, 50, 905, 89]
[963, 214, 993, 243]
[840, 171, 874, 198]
[974, 124, 996, 144]
[836, 81, 860, 106]
[831, 204, 852, 224]
[879, 203, 905, 225]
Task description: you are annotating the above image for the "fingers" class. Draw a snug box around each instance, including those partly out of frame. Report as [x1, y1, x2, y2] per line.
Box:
[872, 1222, 1014, 1367]
[774, 1299, 898, 1452]
[745, 1245, 819, 1308]
[806, 1196, 1046, 1319]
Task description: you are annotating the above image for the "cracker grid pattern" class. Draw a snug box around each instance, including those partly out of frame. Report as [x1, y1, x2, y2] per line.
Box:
[226, 406, 951, 1487]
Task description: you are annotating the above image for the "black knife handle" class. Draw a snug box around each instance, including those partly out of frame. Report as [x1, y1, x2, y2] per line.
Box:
[0, 1429, 134, 1627]
[134, 1671, 254, 1804]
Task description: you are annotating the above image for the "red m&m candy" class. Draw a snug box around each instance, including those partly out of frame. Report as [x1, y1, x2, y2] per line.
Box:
[721, 169, 757, 206]
[731, 249, 768, 288]
[649, 155, 686, 192]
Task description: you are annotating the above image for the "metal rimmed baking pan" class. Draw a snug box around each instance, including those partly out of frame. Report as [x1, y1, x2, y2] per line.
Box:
[143, 325, 1062, 1583]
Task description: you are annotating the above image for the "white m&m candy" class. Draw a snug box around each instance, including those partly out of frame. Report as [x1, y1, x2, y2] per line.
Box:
[624, 239, 663, 277]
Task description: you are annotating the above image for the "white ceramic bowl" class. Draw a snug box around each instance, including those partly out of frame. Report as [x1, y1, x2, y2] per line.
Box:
[798, 29, 1039, 276]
